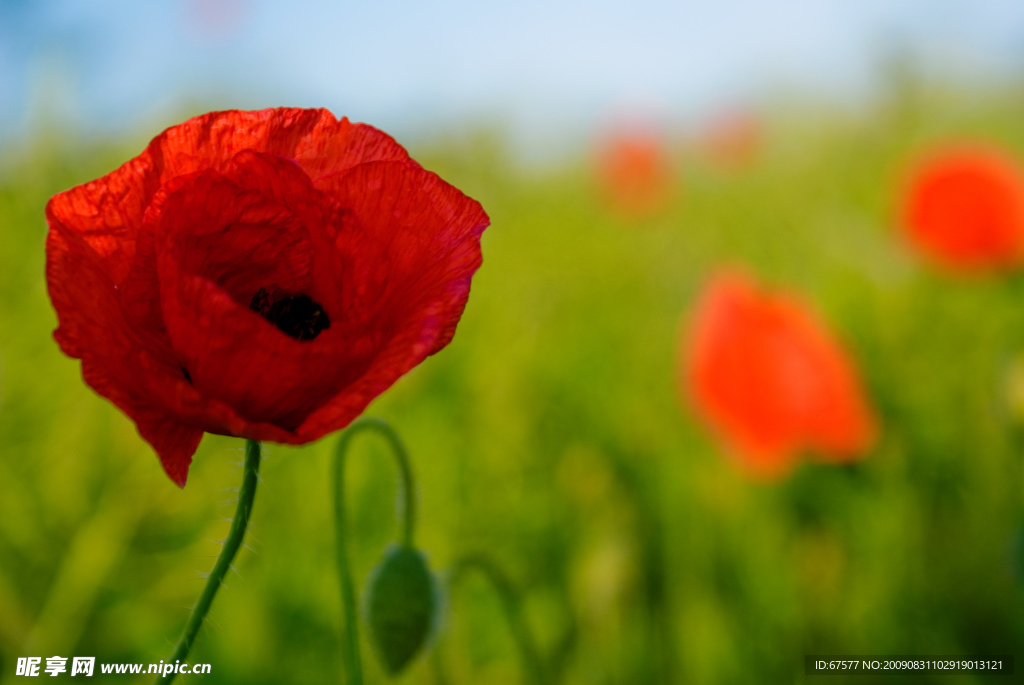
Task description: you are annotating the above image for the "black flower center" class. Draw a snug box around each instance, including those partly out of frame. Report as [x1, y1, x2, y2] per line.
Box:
[249, 287, 331, 341]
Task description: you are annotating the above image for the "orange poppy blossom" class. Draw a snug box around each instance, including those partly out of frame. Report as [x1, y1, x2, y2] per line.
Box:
[899, 143, 1024, 272]
[682, 270, 877, 478]
[596, 127, 675, 218]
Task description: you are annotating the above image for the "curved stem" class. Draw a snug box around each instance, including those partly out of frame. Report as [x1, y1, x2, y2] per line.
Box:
[334, 417, 418, 685]
[157, 439, 261, 685]
[449, 555, 548, 685]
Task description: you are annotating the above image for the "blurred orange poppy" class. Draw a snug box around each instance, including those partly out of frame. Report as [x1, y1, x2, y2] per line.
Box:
[682, 270, 876, 478]
[900, 144, 1024, 272]
[596, 128, 674, 218]
[700, 110, 762, 171]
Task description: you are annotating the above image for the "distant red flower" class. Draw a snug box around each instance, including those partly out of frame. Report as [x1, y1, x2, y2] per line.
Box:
[46, 108, 489, 486]
[900, 144, 1024, 271]
[700, 110, 762, 171]
[597, 128, 674, 218]
[682, 271, 876, 478]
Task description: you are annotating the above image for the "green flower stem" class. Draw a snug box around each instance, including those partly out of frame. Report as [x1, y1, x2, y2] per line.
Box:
[334, 417, 418, 685]
[603, 447, 674, 683]
[449, 555, 548, 685]
[157, 439, 261, 685]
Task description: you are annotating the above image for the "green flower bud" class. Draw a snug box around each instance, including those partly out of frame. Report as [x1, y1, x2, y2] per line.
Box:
[363, 544, 438, 675]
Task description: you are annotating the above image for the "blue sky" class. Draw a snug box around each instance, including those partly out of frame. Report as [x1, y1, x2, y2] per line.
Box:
[2, 0, 1023, 147]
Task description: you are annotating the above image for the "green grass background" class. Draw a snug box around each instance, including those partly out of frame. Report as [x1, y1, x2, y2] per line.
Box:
[3, 81, 1024, 684]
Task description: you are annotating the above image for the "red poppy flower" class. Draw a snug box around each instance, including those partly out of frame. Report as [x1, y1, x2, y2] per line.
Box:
[46, 108, 489, 486]
[682, 271, 876, 478]
[596, 128, 674, 218]
[900, 143, 1024, 271]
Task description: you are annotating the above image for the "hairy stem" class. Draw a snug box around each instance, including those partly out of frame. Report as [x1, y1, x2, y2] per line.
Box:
[334, 417, 418, 684]
[157, 439, 261, 685]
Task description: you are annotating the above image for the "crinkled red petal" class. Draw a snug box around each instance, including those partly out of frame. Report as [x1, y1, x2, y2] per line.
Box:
[295, 161, 489, 440]
[46, 224, 203, 486]
[146, 161, 366, 430]
[46, 109, 408, 287]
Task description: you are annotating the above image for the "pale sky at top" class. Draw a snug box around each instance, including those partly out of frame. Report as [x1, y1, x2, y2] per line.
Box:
[1, 0, 1023, 146]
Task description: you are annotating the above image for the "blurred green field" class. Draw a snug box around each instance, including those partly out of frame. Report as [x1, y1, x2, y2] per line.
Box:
[4, 82, 1024, 684]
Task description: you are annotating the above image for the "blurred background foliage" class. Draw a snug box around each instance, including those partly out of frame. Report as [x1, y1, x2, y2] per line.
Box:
[4, 75, 1024, 684]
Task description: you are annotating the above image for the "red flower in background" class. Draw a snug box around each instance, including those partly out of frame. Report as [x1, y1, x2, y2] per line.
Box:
[46, 108, 489, 486]
[597, 128, 674, 218]
[682, 271, 876, 478]
[900, 144, 1024, 271]
[700, 110, 762, 171]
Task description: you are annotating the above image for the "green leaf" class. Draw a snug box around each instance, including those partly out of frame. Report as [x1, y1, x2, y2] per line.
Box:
[363, 544, 438, 675]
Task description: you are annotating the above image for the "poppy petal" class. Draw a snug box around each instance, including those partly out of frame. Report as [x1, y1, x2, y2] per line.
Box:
[687, 274, 802, 475]
[46, 222, 204, 485]
[45, 155, 155, 286]
[151, 168, 368, 429]
[45, 109, 408, 287]
[151, 108, 410, 182]
[901, 144, 1024, 271]
[684, 270, 876, 477]
[316, 160, 489, 354]
[296, 161, 489, 438]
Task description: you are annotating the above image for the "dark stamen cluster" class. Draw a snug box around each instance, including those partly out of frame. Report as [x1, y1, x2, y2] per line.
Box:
[249, 287, 331, 341]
